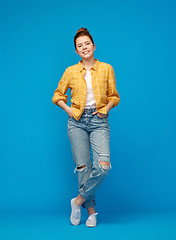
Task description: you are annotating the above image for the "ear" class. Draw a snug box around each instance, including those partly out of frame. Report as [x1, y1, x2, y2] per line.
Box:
[94, 44, 96, 51]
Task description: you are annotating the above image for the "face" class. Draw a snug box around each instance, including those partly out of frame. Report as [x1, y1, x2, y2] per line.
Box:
[75, 35, 95, 60]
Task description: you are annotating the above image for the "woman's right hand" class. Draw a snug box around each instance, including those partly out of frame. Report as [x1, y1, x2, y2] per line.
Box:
[66, 106, 73, 118]
[56, 101, 74, 118]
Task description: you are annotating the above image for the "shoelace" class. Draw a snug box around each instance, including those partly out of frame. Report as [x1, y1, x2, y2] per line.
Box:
[88, 213, 98, 220]
[73, 208, 81, 219]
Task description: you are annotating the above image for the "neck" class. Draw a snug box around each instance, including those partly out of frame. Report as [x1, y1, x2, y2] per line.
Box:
[81, 57, 96, 70]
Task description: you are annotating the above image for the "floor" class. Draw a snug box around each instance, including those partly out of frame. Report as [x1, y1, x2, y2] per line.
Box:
[0, 211, 176, 240]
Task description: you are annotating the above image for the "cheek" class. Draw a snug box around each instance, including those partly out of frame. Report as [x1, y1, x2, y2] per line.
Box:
[76, 49, 81, 55]
[90, 45, 94, 51]
[78, 49, 83, 54]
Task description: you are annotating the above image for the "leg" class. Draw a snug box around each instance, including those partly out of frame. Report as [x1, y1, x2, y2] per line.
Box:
[87, 207, 96, 215]
[74, 195, 96, 215]
[67, 118, 96, 209]
[78, 122, 111, 200]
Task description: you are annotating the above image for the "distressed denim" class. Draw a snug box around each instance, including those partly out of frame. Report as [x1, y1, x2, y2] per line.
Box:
[67, 107, 112, 209]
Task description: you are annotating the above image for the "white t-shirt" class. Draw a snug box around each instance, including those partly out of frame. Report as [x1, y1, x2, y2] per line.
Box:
[84, 70, 96, 109]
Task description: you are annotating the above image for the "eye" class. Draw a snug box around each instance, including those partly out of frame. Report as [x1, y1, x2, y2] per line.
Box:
[86, 42, 90, 45]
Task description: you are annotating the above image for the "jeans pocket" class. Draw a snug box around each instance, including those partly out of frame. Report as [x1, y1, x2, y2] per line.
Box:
[96, 113, 108, 119]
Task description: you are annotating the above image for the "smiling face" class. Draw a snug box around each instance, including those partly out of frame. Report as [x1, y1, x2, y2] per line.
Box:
[75, 35, 95, 60]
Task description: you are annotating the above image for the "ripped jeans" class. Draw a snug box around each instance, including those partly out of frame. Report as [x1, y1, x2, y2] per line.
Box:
[67, 107, 112, 209]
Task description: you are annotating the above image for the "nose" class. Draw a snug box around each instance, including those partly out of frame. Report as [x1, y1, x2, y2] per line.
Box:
[83, 44, 87, 49]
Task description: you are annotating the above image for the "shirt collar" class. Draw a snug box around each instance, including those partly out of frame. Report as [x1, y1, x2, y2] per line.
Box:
[78, 59, 99, 72]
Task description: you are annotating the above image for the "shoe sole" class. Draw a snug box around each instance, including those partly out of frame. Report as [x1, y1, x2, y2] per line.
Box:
[86, 225, 96, 227]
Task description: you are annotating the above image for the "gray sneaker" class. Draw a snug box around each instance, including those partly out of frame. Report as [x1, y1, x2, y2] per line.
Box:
[70, 198, 81, 226]
[86, 213, 98, 227]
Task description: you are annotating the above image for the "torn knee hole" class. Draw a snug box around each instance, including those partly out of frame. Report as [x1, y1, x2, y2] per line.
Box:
[99, 161, 111, 170]
[77, 165, 86, 169]
[74, 165, 87, 173]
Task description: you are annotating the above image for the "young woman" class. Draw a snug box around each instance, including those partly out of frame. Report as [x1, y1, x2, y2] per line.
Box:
[52, 27, 120, 227]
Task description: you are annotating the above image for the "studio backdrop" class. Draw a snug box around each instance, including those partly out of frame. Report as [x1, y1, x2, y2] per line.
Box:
[0, 0, 176, 214]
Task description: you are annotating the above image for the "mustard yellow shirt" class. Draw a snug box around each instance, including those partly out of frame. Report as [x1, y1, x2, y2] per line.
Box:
[52, 59, 120, 121]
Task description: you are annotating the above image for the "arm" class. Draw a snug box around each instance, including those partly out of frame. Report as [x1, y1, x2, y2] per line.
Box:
[106, 101, 115, 113]
[93, 101, 114, 118]
[52, 68, 73, 117]
[52, 68, 70, 105]
[106, 65, 120, 110]
[56, 100, 73, 118]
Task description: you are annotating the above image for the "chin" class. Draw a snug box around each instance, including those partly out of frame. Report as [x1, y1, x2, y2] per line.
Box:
[82, 54, 94, 60]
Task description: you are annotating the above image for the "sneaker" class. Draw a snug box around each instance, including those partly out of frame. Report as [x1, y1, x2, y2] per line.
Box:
[86, 213, 98, 227]
[70, 198, 81, 226]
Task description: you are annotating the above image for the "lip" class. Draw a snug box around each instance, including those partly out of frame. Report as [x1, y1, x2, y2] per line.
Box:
[83, 51, 90, 54]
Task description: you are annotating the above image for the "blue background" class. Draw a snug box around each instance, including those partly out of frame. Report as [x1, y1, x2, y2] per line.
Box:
[1, 0, 176, 217]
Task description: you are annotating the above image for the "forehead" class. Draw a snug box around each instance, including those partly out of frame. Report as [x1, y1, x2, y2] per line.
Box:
[76, 35, 91, 45]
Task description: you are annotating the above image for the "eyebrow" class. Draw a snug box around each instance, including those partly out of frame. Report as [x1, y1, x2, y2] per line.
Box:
[77, 41, 90, 45]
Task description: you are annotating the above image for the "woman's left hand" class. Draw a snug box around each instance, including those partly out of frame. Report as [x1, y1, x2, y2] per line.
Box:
[92, 111, 107, 118]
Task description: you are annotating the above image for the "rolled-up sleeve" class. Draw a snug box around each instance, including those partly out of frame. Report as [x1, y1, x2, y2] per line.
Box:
[107, 65, 120, 107]
[52, 68, 70, 105]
